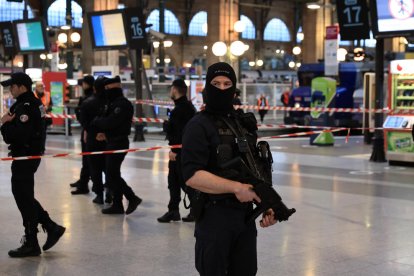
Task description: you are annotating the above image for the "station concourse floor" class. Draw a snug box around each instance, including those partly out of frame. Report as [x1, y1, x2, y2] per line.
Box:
[1, 132, 414, 276]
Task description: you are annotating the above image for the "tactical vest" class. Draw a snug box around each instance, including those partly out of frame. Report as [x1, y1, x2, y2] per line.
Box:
[205, 110, 273, 185]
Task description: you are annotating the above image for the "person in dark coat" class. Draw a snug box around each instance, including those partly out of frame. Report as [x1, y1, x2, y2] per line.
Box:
[1, 73, 65, 258]
[157, 79, 196, 223]
[70, 75, 95, 194]
[79, 76, 111, 204]
[91, 76, 142, 215]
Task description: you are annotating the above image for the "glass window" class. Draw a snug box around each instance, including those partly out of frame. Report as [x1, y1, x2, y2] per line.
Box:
[0, 0, 34, 22]
[48, 0, 83, 28]
[188, 11, 207, 36]
[240, 15, 255, 40]
[146, 9, 181, 35]
[363, 31, 376, 48]
[263, 18, 291, 42]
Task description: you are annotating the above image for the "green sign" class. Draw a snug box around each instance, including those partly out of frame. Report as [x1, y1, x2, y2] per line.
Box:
[311, 77, 336, 119]
[50, 81, 63, 114]
[387, 131, 414, 153]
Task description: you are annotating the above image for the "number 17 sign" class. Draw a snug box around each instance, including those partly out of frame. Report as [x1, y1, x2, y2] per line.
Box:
[336, 0, 370, 40]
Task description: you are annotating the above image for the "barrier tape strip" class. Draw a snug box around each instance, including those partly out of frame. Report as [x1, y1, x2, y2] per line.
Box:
[137, 99, 414, 114]
[45, 114, 166, 123]
[0, 145, 182, 161]
[44, 113, 380, 131]
[1, 128, 350, 162]
[257, 124, 383, 131]
[259, 127, 348, 140]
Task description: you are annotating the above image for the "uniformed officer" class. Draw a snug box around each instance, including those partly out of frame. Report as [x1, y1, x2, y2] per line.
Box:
[79, 76, 110, 204]
[181, 63, 277, 275]
[1, 72, 65, 258]
[91, 76, 142, 215]
[157, 79, 196, 223]
[70, 75, 94, 194]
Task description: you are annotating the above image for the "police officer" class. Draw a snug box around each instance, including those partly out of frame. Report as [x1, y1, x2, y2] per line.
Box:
[91, 76, 142, 215]
[79, 76, 110, 204]
[157, 79, 196, 223]
[70, 75, 94, 193]
[1, 73, 65, 258]
[181, 63, 277, 275]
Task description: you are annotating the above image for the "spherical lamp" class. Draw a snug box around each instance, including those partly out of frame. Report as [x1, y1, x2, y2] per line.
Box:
[212, 41, 227, 57]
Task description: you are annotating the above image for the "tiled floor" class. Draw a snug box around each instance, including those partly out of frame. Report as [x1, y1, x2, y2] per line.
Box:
[1, 132, 414, 276]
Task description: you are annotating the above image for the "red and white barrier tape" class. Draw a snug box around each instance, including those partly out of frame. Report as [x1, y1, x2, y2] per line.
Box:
[257, 124, 383, 131]
[0, 145, 181, 162]
[259, 127, 348, 140]
[1, 129, 352, 162]
[44, 113, 382, 131]
[45, 114, 166, 123]
[136, 99, 403, 114]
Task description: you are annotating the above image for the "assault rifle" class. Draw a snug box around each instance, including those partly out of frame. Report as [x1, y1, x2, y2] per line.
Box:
[220, 156, 296, 223]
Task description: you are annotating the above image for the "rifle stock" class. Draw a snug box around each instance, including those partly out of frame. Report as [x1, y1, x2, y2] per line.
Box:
[220, 157, 296, 223]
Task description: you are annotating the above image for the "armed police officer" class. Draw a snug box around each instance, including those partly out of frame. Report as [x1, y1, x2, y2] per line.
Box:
[91, 76, 142, 215]
[70, 75, 95, 194]
[181, 63, 277, 275]
[1, 73, 65, 258]
[79, 76, 110, 204]
[157, 79, 196, 223]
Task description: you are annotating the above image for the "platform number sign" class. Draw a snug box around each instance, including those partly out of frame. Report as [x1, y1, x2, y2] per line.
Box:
[0, 22, 15, 56]
[336, 0, 370, 40]
[124, 8, 147, 49]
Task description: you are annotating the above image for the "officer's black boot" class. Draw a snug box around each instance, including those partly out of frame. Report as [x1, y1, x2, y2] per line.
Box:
[92, 193, 104, 204]
[71, 184, 89, 195]
[105, 189, 113, 204]
[102, 203, 125, 214]
[157, 210, 181, 223]
[122, 185, 142, 215]
[41, 221, 66, 251]
[69, 180, 80, 188]
[8, 229, 41, 258]
[182, 209, 195, 222]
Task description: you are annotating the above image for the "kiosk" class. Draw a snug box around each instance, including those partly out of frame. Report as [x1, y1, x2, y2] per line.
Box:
[383, 59, 414, 164]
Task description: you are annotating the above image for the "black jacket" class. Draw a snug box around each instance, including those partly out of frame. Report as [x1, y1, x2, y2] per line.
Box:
[79, 93, 107, 144]
[91, 93, 133, 143]
[164, 96, 196, 153]
[1, 91, 45, 156]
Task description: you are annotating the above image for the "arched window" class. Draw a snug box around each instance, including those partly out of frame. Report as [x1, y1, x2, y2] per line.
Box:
[0, 0, 34, 22]
[240, 15, 255, 39]
[263, 18, 291, 42]
[188, 11, 207, 36]
[48, 0, 82, 28]
[146, 9, 181, 35]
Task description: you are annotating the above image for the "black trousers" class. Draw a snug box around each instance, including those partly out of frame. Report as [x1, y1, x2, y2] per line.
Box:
[258, 110, 267, 123]
[105, 140, 135, 206]
[79, 131, 91, 188]
[86, 140, 106, 194]
[167, 154, 195, 211]
[195, 202, 257, 276]
[11, 159, 52, 233]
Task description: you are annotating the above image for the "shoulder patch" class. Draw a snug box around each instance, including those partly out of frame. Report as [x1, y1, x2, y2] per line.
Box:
[114, 107, 121, 114]
[20, 114, 29, 123]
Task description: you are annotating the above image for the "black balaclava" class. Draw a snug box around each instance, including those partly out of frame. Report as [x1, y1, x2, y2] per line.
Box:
[82, 75, 95, 97]
[205, 62, 237, 114]
[94, 76, 108, 99]
[104, 76, 123, 101]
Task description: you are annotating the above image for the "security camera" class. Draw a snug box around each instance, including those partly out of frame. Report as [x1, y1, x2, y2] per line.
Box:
[148, 29, 167, 40]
